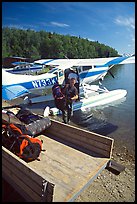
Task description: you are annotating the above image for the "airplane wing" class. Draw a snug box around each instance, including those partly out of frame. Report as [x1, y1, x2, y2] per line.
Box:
[34, 56, 134, 70]
[119, 56, 135, 64]
[103, 56, 134, 66]
[2, 84, 29, 100]
[12, 61, 30, 66]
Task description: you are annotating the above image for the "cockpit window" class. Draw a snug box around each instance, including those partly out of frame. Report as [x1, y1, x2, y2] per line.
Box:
[82, 66, 92, 71]
[59, 71, 63, 77]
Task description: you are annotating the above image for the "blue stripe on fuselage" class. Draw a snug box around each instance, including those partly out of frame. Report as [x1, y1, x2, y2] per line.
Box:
[11, 76, 58, 90]
[79, 69, 107, 79]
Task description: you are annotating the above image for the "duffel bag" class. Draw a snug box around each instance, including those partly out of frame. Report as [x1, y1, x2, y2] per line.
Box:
[26, 117, 51, 137]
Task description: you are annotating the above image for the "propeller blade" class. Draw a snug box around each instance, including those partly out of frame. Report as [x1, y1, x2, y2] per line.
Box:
[108, 70, 115, 78]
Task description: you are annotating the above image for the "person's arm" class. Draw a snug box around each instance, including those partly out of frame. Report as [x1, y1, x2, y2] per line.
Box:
[71, 94, 78, 101]
[71, 87, 78, 101]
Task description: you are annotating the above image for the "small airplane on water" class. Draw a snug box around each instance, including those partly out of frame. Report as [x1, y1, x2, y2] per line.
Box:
[2, 55, 135, 112]
[4, 61, 44, 75]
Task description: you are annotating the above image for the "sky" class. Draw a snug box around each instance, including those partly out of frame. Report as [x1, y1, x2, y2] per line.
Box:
[2, 2, 135, 55]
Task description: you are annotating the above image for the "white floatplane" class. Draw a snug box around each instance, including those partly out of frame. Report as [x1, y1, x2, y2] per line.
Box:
[26, 55, 134, 104]
[4, 61, 44, 75]
[2, 56, 134, 108]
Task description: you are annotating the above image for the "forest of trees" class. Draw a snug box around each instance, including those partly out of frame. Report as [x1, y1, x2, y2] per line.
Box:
[2, 27, 120, 61]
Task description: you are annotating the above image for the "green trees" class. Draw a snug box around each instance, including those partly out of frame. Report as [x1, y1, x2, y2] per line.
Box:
[2, 27, 119, 60]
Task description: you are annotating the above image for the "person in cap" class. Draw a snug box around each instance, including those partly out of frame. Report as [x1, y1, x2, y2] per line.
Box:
[62, 78, 78, 124]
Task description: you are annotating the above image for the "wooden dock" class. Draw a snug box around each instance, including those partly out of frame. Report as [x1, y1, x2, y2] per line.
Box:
[2, 105, 114, 202]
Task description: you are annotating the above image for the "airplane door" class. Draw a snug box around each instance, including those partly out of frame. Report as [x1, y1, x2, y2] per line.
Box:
[57, 70, 64, 85]
[76, 66, 83, 85]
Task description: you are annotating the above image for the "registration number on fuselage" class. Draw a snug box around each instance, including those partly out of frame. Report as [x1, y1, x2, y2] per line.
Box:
[32, 77, 57, 88]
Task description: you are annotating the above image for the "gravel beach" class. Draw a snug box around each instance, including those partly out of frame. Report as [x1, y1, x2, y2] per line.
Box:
[75, 145, 135, 202]
[2, 100, 135, 202]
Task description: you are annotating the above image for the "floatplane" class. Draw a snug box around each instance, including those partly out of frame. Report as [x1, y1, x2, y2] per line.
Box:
[2, 56, 135, 114]
[4, 61, 44, 75]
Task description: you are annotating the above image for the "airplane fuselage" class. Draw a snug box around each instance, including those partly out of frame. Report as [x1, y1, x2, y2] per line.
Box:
[2, 68, 58, 96]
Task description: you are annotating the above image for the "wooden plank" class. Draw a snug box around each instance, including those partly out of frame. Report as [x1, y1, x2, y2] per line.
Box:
[47, 119, 113, 145]
[31, 136, 103, 177]
[67, 161, 108, 202]
[27, 135, 110, 202]
[45, 131, 111, 158]
[106, 160, 125, 175]
[2, 146, 55, 202]
[45, 120, 114, 158]
[2, 171, 34, 202]
[2, 146, 46, 186]
[2, 164, 41, 201]
[46, 126, 112, 151]
[2, 156, 42, 196]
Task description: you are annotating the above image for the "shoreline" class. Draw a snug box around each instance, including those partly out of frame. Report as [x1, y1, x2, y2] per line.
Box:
[75, 145, 135, 202]
[2, 100, 135, 202]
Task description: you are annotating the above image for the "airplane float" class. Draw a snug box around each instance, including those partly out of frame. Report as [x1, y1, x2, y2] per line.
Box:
[2, 55, 135, 114]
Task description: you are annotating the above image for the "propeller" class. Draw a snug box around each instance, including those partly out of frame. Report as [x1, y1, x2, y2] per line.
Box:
[108, 70, 115, 78]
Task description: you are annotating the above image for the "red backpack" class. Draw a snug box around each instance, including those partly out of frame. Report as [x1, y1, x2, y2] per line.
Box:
[2, 123, 43, 162]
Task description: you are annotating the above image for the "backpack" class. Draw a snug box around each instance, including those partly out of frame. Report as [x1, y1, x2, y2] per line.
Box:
[17, 135, 43, 162]
[2, 123, 43, 162]
[16, 108, 40, 124]
[52, 83, 66, 111]
[16, 108, 51, 137]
